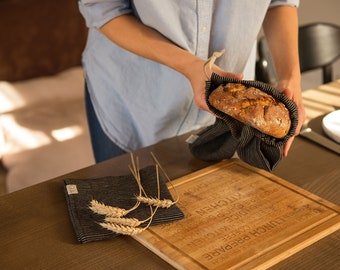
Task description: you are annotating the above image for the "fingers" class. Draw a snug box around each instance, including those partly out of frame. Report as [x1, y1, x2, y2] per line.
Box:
[195, 92, 210, 112]
[278, 85, 306, 157]
[283, 136, 294, 157]
[194, 62, 244, 112]
[197, 72, 243, 111]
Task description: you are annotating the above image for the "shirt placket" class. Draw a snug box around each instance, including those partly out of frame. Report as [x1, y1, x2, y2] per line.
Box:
[196, 0, 213, 59]
[178, 1, 215, 134]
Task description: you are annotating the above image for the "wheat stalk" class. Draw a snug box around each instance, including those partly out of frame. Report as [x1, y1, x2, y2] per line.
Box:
[130, 162, 174, 208]
[150, 152, 179, 204]
[129, 152, 179, 209]
[89, 156, 143, 217]
[99, 202, 159, 236]
[92, 153, 177, 236]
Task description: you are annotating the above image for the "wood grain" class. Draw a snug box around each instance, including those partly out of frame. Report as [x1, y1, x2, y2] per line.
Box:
[133, 159, 340, 270]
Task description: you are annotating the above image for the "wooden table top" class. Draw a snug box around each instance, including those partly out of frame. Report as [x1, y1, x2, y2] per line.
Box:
[1, 81, 339, 270]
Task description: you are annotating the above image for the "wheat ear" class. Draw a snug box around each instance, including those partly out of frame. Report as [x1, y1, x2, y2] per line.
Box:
[89, 199, 130, 217]
[135, 153, 179, 208]
[99, 222, 146, 236]
[139, 162, 173, 207]
[99, 170, 160, 236]
[100, 202, 159, 235]
[136, 195, 173, 208]
[131, 160, 174, 208]
[89, 155, 144, 218]
[104, 216, 142, 227]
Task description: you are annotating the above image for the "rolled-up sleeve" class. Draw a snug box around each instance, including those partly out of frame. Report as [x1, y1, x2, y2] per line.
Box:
[269, 0, 300, 8]
[78, 0, 132, 28]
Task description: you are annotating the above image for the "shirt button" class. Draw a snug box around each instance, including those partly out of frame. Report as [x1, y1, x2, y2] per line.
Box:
[201, 26, 207, 32]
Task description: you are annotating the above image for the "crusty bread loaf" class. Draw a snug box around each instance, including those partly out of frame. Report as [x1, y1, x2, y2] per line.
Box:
[208, 83, 291, 138]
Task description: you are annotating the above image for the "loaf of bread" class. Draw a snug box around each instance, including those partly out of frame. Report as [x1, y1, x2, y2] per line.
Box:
[208, 83, 291, 138]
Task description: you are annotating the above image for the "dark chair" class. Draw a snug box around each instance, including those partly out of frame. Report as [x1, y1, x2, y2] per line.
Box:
[255, 37, 277, 85]
[256, 22, 340, 84]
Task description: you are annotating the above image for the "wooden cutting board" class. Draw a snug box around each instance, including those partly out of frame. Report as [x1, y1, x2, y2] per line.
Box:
[133, 159, 340, 270]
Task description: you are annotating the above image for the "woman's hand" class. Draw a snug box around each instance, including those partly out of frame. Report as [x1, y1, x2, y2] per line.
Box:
[263, 6, 305, 156]
[183, 57, 243, 112]
[276, 79, 306, 156]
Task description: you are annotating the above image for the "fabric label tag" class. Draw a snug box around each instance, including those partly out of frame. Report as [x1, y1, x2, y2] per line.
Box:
[66, 184, 79, 195]
[185, 134, 199, 144]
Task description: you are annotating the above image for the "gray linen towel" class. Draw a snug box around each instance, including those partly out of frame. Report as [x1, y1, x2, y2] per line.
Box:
[64, 165, 184, 243]
[188, 118, 238, 161]
[189, 73, 298, 171]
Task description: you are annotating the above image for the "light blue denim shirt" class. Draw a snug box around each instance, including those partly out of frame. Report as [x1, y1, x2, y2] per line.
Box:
[79, 0, 299, 152]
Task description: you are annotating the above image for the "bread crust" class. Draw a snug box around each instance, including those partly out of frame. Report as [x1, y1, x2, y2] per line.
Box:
[208, 83, 291, 138]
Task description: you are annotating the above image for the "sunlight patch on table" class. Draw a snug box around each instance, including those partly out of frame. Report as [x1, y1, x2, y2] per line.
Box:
[0, 82, 26, 113]
[51, 126, 83, 142]
[0, 115, 51, 155]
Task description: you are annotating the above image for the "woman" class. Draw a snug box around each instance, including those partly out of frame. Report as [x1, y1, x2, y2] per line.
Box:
[79, 0, 305, 163]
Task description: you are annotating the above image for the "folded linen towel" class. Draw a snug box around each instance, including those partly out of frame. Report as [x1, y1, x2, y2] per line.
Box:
[64, 165, 184, 243]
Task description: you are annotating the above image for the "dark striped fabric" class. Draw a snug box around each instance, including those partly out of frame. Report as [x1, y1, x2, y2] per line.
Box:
[64, 165, 184, 243]
[189, 73, 299, 171]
